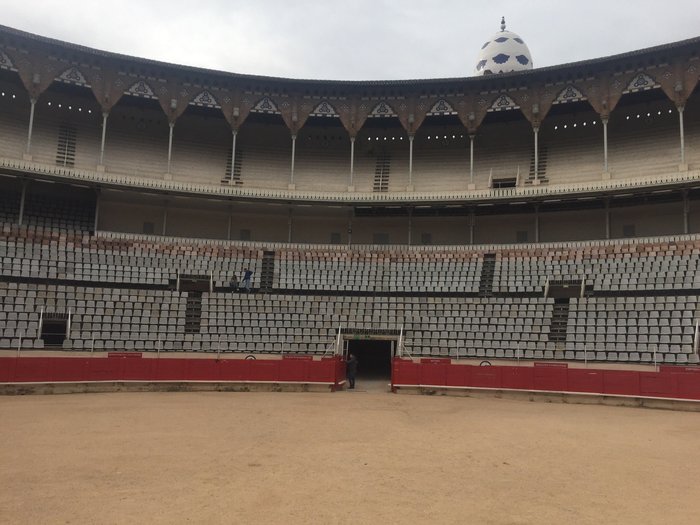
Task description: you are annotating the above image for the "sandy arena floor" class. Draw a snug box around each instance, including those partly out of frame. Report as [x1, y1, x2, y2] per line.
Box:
[1, 390, 699, 524]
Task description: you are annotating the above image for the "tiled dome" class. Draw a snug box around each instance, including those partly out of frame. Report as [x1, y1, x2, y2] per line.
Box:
[475, 17, 533, 75]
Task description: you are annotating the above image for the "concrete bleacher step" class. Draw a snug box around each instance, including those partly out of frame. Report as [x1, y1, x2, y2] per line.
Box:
[478, 254, 497, 296]
[548, 298, 570, 343]
[373, 153, 391, 192]
[260, 251, 276, 291]
[184, 292, 203, 334]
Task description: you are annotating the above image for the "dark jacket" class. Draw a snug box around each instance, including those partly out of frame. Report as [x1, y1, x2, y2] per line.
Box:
[346, 356, 358, 376]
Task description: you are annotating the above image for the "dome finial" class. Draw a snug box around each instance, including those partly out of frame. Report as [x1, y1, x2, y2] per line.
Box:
[500, 16, 506, 32]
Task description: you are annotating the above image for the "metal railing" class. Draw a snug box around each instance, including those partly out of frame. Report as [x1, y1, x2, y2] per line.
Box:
[3, 155, 699, 205]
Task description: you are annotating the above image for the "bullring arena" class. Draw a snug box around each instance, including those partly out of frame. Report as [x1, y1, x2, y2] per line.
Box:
[1, 17, 700, 524]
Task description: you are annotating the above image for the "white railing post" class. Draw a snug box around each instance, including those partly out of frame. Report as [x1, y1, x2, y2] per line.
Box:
[516, 343, 520, 365]
[694, 320, 699, 357]
[67, 308, 72, 340]
[91, 334, 95, 354]
[653, 345, 658, 372]
[210, 271, 213, 293]
[580, 279, 586, 299]
[157, 337, 162, 357]
[176, 271, 180, 292]
[488, 169, 493, 189]
[544, 277, 550, 298]
[17, 329, 23, 358]
[217, 335, 222, 360]
[335, 326, 343, 356]
[38, 306, 44, 335]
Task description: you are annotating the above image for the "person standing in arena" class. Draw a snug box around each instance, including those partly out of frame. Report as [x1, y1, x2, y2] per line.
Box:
[346, 353, 358, 389]
[241, 268, 253, 292]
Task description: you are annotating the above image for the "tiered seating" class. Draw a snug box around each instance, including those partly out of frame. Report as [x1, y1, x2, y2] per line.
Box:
[1, 222, 699, 364]
[0, 187, 20, 224]
[494, 240, 700, 293]
[0, 281, 186, 350]
[406, 297, 554, 358]
[0, 225, 262, 288]
[566, 296, 699, 364]
[275, 248, 482, 292]
[22, 192, 94, 232]
[200, 294, 553, 357]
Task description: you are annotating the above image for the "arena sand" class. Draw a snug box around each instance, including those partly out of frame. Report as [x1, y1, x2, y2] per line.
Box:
[1, 391, 699, 524]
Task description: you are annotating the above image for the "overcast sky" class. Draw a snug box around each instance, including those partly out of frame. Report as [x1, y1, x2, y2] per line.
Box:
[1, 0, 698, 81]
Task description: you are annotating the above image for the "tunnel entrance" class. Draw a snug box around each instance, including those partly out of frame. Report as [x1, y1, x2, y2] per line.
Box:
[346, 338, 393, 382]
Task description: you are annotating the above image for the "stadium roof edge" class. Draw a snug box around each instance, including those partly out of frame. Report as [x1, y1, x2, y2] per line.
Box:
[0, 23, 699, 87]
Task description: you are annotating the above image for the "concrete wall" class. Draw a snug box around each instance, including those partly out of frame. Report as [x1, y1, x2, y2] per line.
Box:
[96, 191, 692, 245]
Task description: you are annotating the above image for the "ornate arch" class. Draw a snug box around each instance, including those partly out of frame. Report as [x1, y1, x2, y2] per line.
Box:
[0, 50, 15, 71]
[190, 89, 220, 108]
[55, 66, 90, 87]
[250, 96, 281, 114]
[624, 72, 660, 94]
[367, 101, 398, 118]
[426, 98, 458, 116]
[552, 85, 587, 105]
[124, 79, 158, 99]
[488, 94, 519, 112]
[309, 100, 340, 117]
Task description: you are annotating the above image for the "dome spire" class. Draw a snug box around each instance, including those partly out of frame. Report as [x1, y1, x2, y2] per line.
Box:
[500, 16, 506, 32]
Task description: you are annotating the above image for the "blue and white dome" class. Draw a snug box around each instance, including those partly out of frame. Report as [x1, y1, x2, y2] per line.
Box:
[475, 17, 533, 75]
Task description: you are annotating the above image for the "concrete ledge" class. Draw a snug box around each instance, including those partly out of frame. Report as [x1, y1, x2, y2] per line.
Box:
[393, 384, 700, 412]
[0, 380, 337, 396]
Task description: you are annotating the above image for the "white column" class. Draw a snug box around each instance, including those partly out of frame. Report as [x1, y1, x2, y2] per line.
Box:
[26, 98, 36, 154]
[349, 136, 355, 188]
[408, 134, 414, 188]
[290, 134, 296, 187]
[602, 117, 609, 173]
[678, 105, 686, 166]
[469, 134, 475, 185]
[99, 113, 108, 165]
[167, 122, 174, 174]
[230, 129, 238, 181]
[533, 127, 539, 182]
[18, 180, 27, 226]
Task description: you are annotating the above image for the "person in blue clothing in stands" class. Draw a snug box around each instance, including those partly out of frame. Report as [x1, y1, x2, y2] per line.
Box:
[241, 267, 253, 292]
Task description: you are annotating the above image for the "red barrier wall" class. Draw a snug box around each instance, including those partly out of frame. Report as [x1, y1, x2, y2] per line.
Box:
[391, 358, 700, 401]
[0, 355, 342, 386]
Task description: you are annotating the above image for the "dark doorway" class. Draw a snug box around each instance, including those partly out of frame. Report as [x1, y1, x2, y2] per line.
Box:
[347, 339, 393, 380]
[41, 318, 67, 347]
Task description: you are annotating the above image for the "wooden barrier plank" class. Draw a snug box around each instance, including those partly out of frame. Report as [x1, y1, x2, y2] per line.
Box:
[603, 370, 641, 396]
[470, 366, 502, 388]
[533, 366, 568, 391]
[0, 357, 16, 382]
[567, 369, 604, 394]
[392, 358, 420, 385]
[639, 372, 677, 397]
[501, 367, 534, 390]
[445, 364, 471, 387]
